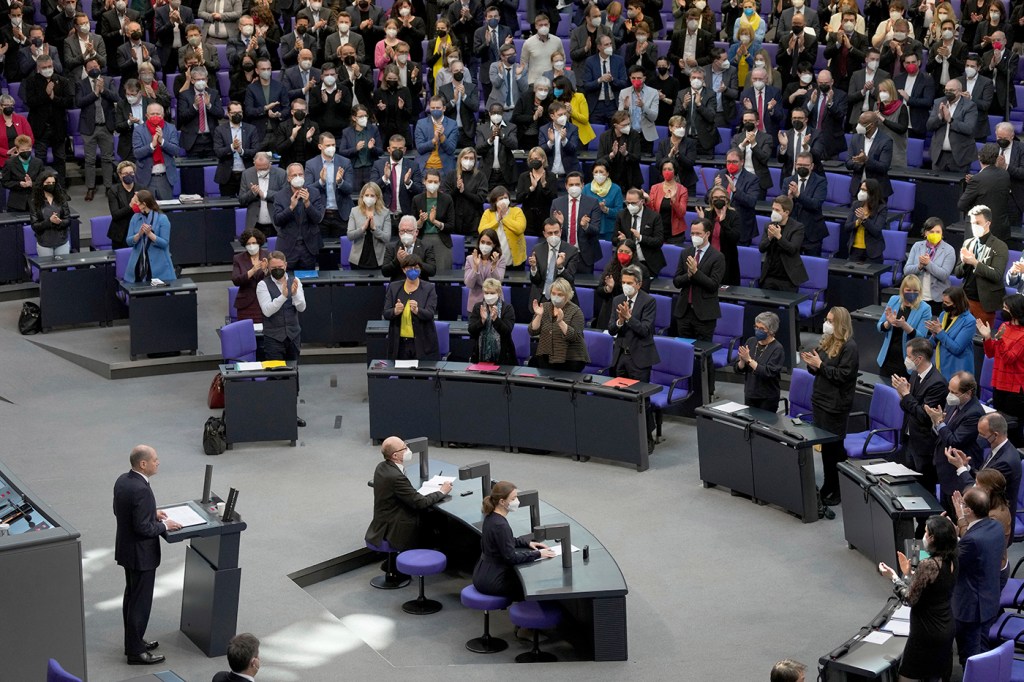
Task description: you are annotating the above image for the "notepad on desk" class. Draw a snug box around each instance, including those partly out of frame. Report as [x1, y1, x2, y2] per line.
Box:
[395, 360, 418, 369]
[161, 504, 206, 528]
[234, 362, 263, 371]
[863, 462, 921, 477]
[467, 363, 500, 371]
[712, 401, 748, 414]
[862, 631, 893, 645]
[417, 475, 456, 496]
[262, 360, 287, 369]
[604, 377, 638, 388]
[546, 543, 581, 557]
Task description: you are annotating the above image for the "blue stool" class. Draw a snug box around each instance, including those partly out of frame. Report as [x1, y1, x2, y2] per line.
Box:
[366, 539, 410, 590]
[460, 585, 511, 653]
[395, 549, 447, 615]
[509, 601, 562, 662]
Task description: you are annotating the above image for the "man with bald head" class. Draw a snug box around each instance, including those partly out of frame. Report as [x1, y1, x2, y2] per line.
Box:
[994, 122, 1024, 226]
[952, 486, 1004, 666]
[980, 30, 1018, 120]
[365, 437, 453, 554]
[113, 445, 182, 665]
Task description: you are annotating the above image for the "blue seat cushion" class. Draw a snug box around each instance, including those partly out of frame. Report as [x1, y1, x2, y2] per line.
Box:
[509, 601, 562, 629]
[990, 612, 1024, 644]
[649, 382, 689, 409]
[396, 549, 447, 576]
[843, 432, 896, 459]
[366, 538, 396, 553]
[1001, 578, 1024, 608]
[797, 299, 826, 319]
[711, 347, 731, 368]
[461, 585, 511, 611]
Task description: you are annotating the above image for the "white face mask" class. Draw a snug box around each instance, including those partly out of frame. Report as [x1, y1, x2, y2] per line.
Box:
[399, 232, 415, 246]
[739, 35, 750, 44]
[496, 198, 510, 210]
[483, 293, 499, 305]
[425, 182, 439, 193]
[691, 234, 704, 247]
[553, 60, 564, 70]
[800, 73, 813, 84]
[893, 31, 907, 41]
[246, 243, 260, 255]
[673, 127, 686, 137]
[691, 79, 704, 91]
[507, 497, 520, 511]
[338, 22, 350, 33]
[356, 116, 368, 127]
[619, 125, 632, 136]
[971, 222, 986, 239]
[550, 295, 566, 307]
[626, 203, 641, 216]
[946, 392, 961, 407]
[490, 113, 503, 125]
[535, 89, 549, 99]
[591, 16, 602, 27]
[904, 357, 916, 373]
[752, 80, 765, 91]
[556, 114, 568, 126]
[40, 68, 54, 78]
[193, 80, 207, 91]
[324, 74, 337, 86]
[822, 320, 834, 336]
[603, 46, 614, 56]
[890, 10, 902, 21]
[323, 145, 336, 157]
[792, 0, 804, 6]
[770, 210, 783, 223]
[537, 25, 550, 36]
[866, 60, 878, 71]
[855, 123, 867, 135]
[397, 54, 408, 64]
[878, 90, 890, 103]
[566, 185, 582, 198]
[942, 29, 954, 40]
[695, 0, 706, 8]
[386, 28, 398, 38]
[687, 19, 698, 30]
[546, 234, 561, 248]
[843, 21, 855, 32]
[479, 243, 493, 255]
[363, 195, 377, 207]
[636, 34, 648, 43]
[754, 60, 765, 69]
[965, 66, 978, 79]
[399, 6, 410, 15]
[241, 25, 254, 37]
[300, 59, 312, 70]
[593, 172, 608, 184]
[857, 190, 868, 202]
[290, 176, 305, 188]
[402, 448, 413, 463]
[461, 158, 476, 171]
[622, 283, 637, 297]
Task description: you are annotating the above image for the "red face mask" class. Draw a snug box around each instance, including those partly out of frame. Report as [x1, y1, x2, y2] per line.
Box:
[726, 162, 740, 175]
[993, 41, 1004, 51]
[662, 169, 675, 181]
[131, 203, 142, 213]
[631, 77, 644, 89]
[904, 63, 918, 75]
[616, 252, 632, 265]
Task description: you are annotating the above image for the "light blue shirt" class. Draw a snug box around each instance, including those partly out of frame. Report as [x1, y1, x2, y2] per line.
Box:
[321, 156, 336, 210]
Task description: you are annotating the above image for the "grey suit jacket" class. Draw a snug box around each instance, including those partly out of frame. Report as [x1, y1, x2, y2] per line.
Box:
[324, 30, 366, 64]
[486, 61, 530, 112]
[197, 0, 242, 41]
[776, 7, 820, 36]
[957, 74, 995, 139]
[616, 84, 660, 142]
[846, 68, 891, 128]
[238, 165, 287, 229]
[927, 95, 978, 170]
[63, 32, 107, 82]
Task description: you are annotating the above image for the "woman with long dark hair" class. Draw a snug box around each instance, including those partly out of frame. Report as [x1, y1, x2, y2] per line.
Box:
[30, 169, 71, 257]
[878, 515, 958, 682]
[594, 239, 649, 329]
[464, 228, 506, 315]
[843, 178, 885, 263]
[125, 190, 175, 283]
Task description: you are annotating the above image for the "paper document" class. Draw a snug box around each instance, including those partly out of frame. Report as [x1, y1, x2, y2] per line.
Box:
[466, 363, 500, 371]
[891, 605, 911, 620]
[150, 278, 166, 286]
[604, 377, 639, 388]
[546, 543, 581, 557]
[417, 476, 456, 496]
[395, 360, 418, 369]
[862, 631, 893, 645]
[253, 323, 263, 333]
[161, 504, 206, 528]
[881, 620, 910, 636]
[862, 462, 921, 477]
[712, 401, 749, 414]
[234, 362, 263, 371]
[156, 199, 182, 207]
[896, 496, 931, 510]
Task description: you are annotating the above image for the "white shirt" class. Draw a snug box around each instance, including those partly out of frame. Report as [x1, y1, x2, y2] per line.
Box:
[964, 76, 977, 97]
[862, 132, 875, 181]
[943, 98, 959, 151]
[256, 276, 307, 317]
[131, 469, 173, 529]
[230, 123, 244, 171]
[862, 69, 876, 111]
[904, 72, 918, 95]
[256, 171, 272, 224]
[1003, 144, 1013, 168]
[551, 127, 564, 174]
[683, 30, 698, 61]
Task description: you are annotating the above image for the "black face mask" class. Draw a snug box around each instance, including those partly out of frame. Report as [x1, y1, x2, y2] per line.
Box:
[945, 91, 957, 102]
[818, 83, 831, 93]
[942, 303, 955, 313]
[743, 121, 756, 132]
[528, 159, 542, 170]
[30, 37, 43, 47]
[293, 110, 306, 121]
[130, 31, 142, 41]
[437, 29, 447, 37]
[230, 113, 243, 124]
[796, 167, 810, 178]
[452, 71, 464, 82]
[712, 198, 727, 209]
[391, 149, 404, 162]
[999, 138, 1012, 149]
[296, 26, 307, 35]
[656, 66, 668, 75]
[43, 182, 55, 191]
[270, 267, 286, 279]
[386, 79, 399, 88]
[18, 151, 31, 161]
[791, 120, 806, 131]
[242, 61, 255, 72]
[1, 106, 12, 116]
[344, 55, 356, 66]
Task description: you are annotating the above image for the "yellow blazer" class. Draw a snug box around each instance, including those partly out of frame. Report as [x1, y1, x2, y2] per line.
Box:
[479, 207, 527, 266]
[570, 92, 595, 146]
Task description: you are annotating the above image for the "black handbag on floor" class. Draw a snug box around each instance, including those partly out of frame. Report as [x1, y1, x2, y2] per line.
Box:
[18, 302, 41, 335]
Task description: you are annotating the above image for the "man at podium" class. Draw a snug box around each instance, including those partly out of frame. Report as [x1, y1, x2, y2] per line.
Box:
[113, 445, 182, 666]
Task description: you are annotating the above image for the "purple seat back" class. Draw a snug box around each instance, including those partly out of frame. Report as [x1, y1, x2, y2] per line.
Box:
[220, 319, 257, 362]
[737, 245, 760, 286]
[47, 658, 82, 682]
[227, 286, 239, 322]
[115, 248, 131, 280]
[594, 240, 614, 271]
[582, 329, 612, 374]
[822, 221, 840, 258]
[712, 302, 744, 363]
[650, 336, 694, 401]
[788, 368, 813, 418]
[981, 356, 995, 405]
[660, 244, 683, 278]
[204, 166, 219, 197]
[576, 286, 595, 322]
[963, 640, 1013, 682]
[651, 293, 673, 333]
[866, 384, 903, 443]
[234, 208, 246, 238]
[340, 235, 352, 268]
[798, 256, 828, 299]
[451, 234, 466, 268]
[512, 323, 531, 364]
[435, 320, 449, 357]
[90, 216, 113, 250]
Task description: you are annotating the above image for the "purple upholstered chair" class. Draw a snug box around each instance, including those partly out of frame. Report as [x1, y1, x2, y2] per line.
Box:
[508, 601, 562, 662]
[460, 585, 511, 653]
[90, 216, 113, 251]
[711, 302, 744, 368]
[451, 234, 466, 268]
[660, 244, 683, 279]
[575, 286, 595, 323]
[650, 293, 673, 334]
[785, 368, 814, 420]
[963, 639, 1012, 682]
[582, 329, 613, 375]
[47, 658, 82, 682]
[226, 286, 239, 323]
[737, 245, 761, 287]
[649, 336, 694, 437]
[512, 323, 532, 365]
[219, 319, 257, 362]
[366, 538, 411, 590]
[878, 230, 909, 288]
[843, 384, 902, 459]
[395, 549, 447, 615]
[796, 256, 828, 327]
[203, 166, 220, 198]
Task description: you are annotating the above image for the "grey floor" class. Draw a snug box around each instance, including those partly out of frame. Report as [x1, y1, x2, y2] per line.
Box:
[1, 187, 1008, 681]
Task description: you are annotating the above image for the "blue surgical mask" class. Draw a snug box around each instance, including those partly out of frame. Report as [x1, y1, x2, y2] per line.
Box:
[744, 7, 754, 15]
[754, 329, 768, 341]
[430, 109, 443, 119]
[553, 87, 564, 97]
[406, 268, 420, 280]
[903, 292, 919, 304]
[487, 17, 499, 27]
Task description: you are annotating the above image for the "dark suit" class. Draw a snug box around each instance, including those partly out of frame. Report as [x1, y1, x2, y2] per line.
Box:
[893, 71, 936, 137]
[238, 165, 287, 230]
[552, 194, 601, 273]
[23, 72, 73, 178]
[672, 243, 725, 340]
[926, 39, 968, 84]
[714, 168, 760, 245]
[846, 130, 894, 199]
[63, 31, 107, 81]
[99, 9, 140, 61]
[759, 218, 808, 291]
[609, 290, 660, 385]
[777, 127, 826, 180]
[737, 86, 784, 138]
[899, 365, 948, 492]
[364, 460, 446, 551]
[243, 78, 289, 142]
[176, 86, 224, 153]
[580, 53, 627, 122]
[805, 88, 849, 160]
[980, 47, 1019, 119]
[667, 28, 714, 78]
[953, 233, 1009, 313]
[2, 155, 45, 212]
[383, 280, 440, 360]
[380, 239, 436, 281]
[953, 516, 1004, 663]
[281, 65, 322, 105]
[730, 130, 773, 192]
[846, 68, 892, 128]
[473, 24, 511, 88]
[958, 165, 1011, 241]
[152, 4, 195, 70]
[411, 192, 455, 249]
[369, 157, 423, 217]
[776, 34, 819, 90]
[538, 122, 581, 174]
[786, 172, 827, 255]
[212, 122, 258, 188]
[1004, 140, 1024, 225]
[956, 440, 1023, 524]
[113, 470, 166, 657]
[932, 396, 985, 508]
[824, 29, 869, 89]
[674, 84, 721, 155]
[958, 75, 995, 140]
[439, 80, 480, 144]
[75, 75, 118, 134]
[273, 184, 326, 270]
[212, 672, 250, 682]
[115, 40, 162, 81]
[615, 207, 665, 276]
[529, 240, 580, 304]
[474, 121, 518, 189]
[927, 95, 979, 173]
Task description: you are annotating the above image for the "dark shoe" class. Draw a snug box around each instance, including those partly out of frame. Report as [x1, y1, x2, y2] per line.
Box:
[648, 438, 656, 455]
[821, 492, 842, 507]
[124, 640, 159, 655]
[84, 188, 95, 201]
[127, 652, 165, 665]
[297, 417, 306, 427]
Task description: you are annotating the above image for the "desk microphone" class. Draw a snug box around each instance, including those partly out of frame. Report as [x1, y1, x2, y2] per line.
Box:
[782, 429, 805, 441]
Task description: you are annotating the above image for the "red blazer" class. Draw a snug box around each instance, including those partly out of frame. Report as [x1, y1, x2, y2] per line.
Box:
[647, 182, 689, 237]
[984, 324, 1024, 393]
[0, 115, 33, 161]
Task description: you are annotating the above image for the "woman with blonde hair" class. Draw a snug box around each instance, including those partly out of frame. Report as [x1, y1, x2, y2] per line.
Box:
[745, 48, 781, 89]
[347, 182, 393, 271]
[873, 79, 909, 167]
[468, 278, 517, 365]
[728, 25, 758, 87]
[478, 186, 527, 267]
[875, 274, 931, 382]
[801, 306, 859, 506]
[924, 1, 956, 44]
[442, 146, 488, 240]
[529, 278, 590, 371]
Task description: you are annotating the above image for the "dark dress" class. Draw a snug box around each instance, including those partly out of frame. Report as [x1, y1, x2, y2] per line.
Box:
[597, 129, 643, 192]
[895, 556, 956, 680]
[516, 169, 558, 238]
[468, 299, 517, 365]
[733, 337, 785, 412]
[809, 339, 859, 495]
[230, 249, 270, 322]
[878, 304, 911, 384]
[472, 512, 539, 601]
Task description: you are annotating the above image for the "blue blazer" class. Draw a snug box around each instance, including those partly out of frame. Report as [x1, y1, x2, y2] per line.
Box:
[124, 211, 175, 283]
[957, 441, 1023, 523]
[132, 123, 184, 189]
[580, 53, 627, 112]
[303, 155, 354, 222]
[281, 66, 322, 102]
[930, 311, 977, 380]
[538, 122, 581, 173]
[876, 295, 932, 368]
[952, 516, 1004, 623]
[338, 124, 384, 166]
[414, 116, 459, 176]
[932, 396, 985, 495]
[783, 172, 827, 245]
[845, 131, 893, 199]
[583, 182, 624, 240]
[713, 168, 761, 244]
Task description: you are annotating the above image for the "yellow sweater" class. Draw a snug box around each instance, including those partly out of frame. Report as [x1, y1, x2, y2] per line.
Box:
[479, 207, 527, 266]
[570, 92, 595, 146]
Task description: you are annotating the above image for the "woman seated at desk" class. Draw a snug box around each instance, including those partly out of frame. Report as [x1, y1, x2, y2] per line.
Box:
[529, 277, 590, 372]
[231, 227, 270, 322]
[464, 228, 506, 315]
[383, 254, 439, 361]
[125, 190, 176, 283]
[469, 278, 516, 365]
[473, 481, 556, 601]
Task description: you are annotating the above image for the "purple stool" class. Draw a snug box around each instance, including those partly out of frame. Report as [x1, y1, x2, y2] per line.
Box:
[509, 601, 562, 662]
[366, 539, 410, 590]
[460, 585, 511, 653]
[395, 549, 447, 615]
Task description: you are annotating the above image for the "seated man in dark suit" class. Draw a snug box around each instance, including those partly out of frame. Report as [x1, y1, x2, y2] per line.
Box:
[381, 215, 437, 282]
[212, 632, 261, 682]
[950, 412, 1022, 522]
[891, 337, 948, 497]
[672, 219, 725, 341]
[846, 111, 893, 201]
[529, 218, 580, 304]
[608, 263, 660, 453]
[784, 152, 828, 256]
[924, 370, 985, 517]
[951, 487, 1005, 666]
[758, 196, 807, 292]
[364, 436, 452, 554]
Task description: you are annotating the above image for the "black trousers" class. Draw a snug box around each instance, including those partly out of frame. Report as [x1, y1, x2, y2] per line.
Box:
[746, 396, 779, 412]
[760, 276, 797, 293]
[933, 151, 970, 175]
[190, 133, 214, 158]
[254, 221, 276, 238]
[320, 211, 346, 239]
[993, 388, 1024, 447]
[287, 251, 317, 271]
[535, 356, 586, 372]
[675, 309, 716, 341]
[801, 241, 822, 257]
[264, 335, 301, 391]
[123, 566, 156, 656]
[615, 352, 655, 438]
[219, 171, 242, 199]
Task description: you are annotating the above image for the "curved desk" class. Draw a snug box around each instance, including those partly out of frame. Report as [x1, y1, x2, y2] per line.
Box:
[420, 458, 629, 661]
